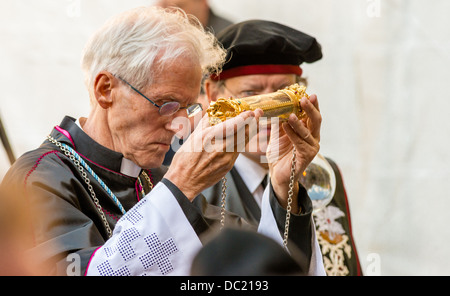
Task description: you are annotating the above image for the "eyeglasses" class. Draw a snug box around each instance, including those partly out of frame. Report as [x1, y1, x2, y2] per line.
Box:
[115, 75, 203, 117]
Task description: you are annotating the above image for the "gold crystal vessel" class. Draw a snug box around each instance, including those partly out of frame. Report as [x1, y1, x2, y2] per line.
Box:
[207, 83, 309, 125]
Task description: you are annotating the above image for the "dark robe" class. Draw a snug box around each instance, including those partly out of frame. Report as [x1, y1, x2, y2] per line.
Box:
[0, 116, 316, 275]
[205, 8, 233, 35]
[316, 159, 362, 276]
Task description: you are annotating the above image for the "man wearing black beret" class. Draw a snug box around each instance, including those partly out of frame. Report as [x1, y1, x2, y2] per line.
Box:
[203, 20, 362, 276]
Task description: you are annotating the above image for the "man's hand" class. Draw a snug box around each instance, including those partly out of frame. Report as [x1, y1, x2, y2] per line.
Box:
[267, 95, 321, 213]
[165, 109, 263, 200]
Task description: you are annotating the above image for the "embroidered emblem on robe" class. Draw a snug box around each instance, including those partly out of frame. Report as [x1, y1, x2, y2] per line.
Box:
[139, 233, 179, 275]
[104, 227, 141, 261]
[314, 205, 352, 276]
[97, 261, 131, 276]
[123, 199, 148, 225]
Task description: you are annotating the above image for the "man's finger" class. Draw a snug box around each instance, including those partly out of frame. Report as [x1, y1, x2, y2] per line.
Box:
[209, 110, 261, 139]
[301, 95, 321, 140]
[285, 114, 316, 146]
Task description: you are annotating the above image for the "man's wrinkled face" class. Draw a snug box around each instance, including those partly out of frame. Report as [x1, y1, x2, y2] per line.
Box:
[110, 57, 203, 169]
[215, 74, 297, 161]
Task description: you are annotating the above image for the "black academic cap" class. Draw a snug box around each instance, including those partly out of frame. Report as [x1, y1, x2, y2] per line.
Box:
[190, 228, 307, 276]
[211, 20, 322, 80]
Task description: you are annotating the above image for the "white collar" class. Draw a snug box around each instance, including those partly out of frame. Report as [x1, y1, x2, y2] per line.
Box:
[75, 118, 83, 130]
[234, 154, 269, 194]
[120, 157, 142, 178]
[75, 118, 142, 178]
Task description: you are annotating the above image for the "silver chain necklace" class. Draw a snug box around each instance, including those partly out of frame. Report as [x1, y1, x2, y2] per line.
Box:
[283, 146, 296, 249]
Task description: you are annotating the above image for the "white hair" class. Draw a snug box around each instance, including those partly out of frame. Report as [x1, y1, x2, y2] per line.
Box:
[81, 6, 225, 95]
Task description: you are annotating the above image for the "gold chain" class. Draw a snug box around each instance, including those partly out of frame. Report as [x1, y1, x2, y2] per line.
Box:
[138, 170, 154, 197]
[141, 170, 154, 190]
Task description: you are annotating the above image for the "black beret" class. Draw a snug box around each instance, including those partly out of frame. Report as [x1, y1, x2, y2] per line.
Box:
[212, 20, 322, 80]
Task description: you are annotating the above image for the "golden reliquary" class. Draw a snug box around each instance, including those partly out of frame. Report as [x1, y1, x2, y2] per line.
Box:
[207, 83, 309, 125]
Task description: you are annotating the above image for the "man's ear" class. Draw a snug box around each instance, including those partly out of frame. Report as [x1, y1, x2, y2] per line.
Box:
[204, 79, 220, 103]
[93, 71, 117, 109]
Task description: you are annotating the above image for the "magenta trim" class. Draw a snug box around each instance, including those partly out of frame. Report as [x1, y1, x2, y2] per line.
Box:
[102, 208, 119, 222]
[84, 246, 102, 276]
[23, 150, 60, 247]
[54, 125, 141, 180]
[54, 125, 76, 148]
[24, 150, 60, 189]
[145, 169, 154, 185]
[135, 181, 141, 202]
[134, 170, 154, 202]
[54, 125, 130, 176]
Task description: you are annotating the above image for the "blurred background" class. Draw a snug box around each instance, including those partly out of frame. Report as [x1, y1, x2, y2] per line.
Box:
[0, 0, 449, 275]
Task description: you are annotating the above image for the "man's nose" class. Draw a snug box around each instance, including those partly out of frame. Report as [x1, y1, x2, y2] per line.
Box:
[166, 116, 192, 139]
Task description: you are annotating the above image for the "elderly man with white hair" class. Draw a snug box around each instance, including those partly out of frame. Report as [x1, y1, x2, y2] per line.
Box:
[0, 6, 324, 276]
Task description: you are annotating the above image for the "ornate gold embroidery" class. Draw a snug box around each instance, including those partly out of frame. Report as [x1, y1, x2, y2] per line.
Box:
[314, 205, 352, 276]
[317, 231, 352, 276]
